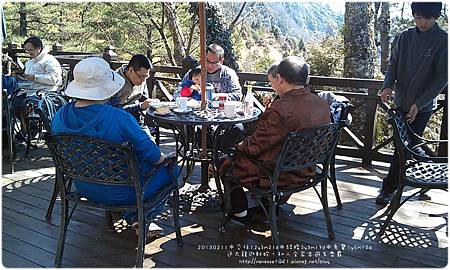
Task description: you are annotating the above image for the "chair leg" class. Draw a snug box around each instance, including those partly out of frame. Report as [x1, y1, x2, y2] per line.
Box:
[329, 155, 343, 208]
[172, 190, 183, 247]
[269, 196, 282, 264]
[135, 206, 146, 268]
[25, 115, 32, 157]
[55, 198, 69, 267]
[45, 180, 59, 219]
[378, 186, 405, 236]
[219, 178, 232, 233]
[105, 211, 114, 230]
[155, 127, 160, 145]
[320, 181, 335, 239]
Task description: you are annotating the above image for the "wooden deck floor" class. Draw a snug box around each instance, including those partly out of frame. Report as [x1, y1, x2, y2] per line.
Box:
[2, 132, 448, 268]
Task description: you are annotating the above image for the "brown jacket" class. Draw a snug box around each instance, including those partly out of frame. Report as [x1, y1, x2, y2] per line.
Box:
[232, 88, 330, 188]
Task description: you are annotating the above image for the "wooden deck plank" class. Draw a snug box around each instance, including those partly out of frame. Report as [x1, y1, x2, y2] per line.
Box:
[2, 136, 447, 268]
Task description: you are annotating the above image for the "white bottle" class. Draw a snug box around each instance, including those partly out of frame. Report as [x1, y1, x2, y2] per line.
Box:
[244, 85, 254, 117]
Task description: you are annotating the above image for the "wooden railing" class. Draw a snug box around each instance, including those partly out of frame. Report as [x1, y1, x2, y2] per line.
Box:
[4, 43, 447, 165]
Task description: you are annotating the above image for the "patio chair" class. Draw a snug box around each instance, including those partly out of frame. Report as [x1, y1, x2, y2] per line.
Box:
[378, 108, 448, 236]
[219, 123, 340, 256]
[329, 100, 355, 208]
[46, 134, 183, 267]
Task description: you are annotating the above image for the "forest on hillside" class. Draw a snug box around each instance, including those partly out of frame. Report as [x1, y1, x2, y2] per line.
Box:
[3, 2, 447, 78]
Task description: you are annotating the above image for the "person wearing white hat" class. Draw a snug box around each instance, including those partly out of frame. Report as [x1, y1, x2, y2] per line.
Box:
[52, 57, 178, 237]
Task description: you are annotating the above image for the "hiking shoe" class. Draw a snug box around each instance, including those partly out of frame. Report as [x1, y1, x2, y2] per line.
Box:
[376, 191, 394, 205]
[418, 192, 431, 201]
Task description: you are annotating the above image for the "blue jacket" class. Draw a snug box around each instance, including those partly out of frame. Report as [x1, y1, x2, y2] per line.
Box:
[51, 102, 177, 206]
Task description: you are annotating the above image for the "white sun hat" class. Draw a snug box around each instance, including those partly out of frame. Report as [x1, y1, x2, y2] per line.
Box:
[65, 57, 125, 100]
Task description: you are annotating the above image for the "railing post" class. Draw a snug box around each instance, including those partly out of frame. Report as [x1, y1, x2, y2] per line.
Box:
[103, 45, 117, 65]
[52, 42, 63, 56]
[362, 88, 379, 165]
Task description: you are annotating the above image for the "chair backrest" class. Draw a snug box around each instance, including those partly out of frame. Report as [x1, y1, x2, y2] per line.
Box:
[387, 109, 413, 153]
[58, 65, 71, 94]
[274, 123, 341, 178]
[46, 134, 140, 188]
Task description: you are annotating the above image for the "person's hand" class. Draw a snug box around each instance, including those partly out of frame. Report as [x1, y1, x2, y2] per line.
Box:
[24, 74, 35, 81]
[218, 158, 232, 173]
[263, 93, 273, 108]
[380, 88, 393, 103]
[406, 104, 419, 123]
[140, 99, 152, 110]
[191, 85, 200, 91]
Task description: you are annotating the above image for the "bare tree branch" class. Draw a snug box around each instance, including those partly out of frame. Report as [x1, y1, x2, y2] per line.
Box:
[228, 2, 246, 31]
[186, 13, 197, 55]
[150, 17, 176, 66]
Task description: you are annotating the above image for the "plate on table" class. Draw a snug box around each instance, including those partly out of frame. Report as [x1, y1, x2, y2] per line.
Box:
[150, 102, 177, 110]
[173, 108, 192, 114]
[154, 110, 171, 116]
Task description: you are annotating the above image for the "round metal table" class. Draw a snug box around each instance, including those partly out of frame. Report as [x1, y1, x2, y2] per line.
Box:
[147, 105, 261, 195]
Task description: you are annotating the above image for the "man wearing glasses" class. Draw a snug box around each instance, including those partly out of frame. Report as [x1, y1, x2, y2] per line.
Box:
[174, 43, 242, 101]
[109, 54, 153, 119]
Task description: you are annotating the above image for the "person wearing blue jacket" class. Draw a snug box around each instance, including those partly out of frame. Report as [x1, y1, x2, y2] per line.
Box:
[51, 57, 179, 237]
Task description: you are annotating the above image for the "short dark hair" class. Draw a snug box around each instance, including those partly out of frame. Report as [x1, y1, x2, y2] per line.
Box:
[267, 62, 279, 77]
[128, 54, 152, 70]
[189, 67, 201, 80]
[206, 44, 224, 59]
[411, 2, 442, 18]
[23, 36, 43, 49]
[277, 56, 310, 86]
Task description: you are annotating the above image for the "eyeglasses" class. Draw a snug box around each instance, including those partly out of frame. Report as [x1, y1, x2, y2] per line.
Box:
[133, 69, 149, 80]
[24, 47, 38, 53]
[206, 59, 221, 66]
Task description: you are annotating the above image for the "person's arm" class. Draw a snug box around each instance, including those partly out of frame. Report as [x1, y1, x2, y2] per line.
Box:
[380, 34, 402, 102]
[31, 57, 62, 86]
[222, 68, 242, 101]
[119, 111, 162, 166]
[237, 107, 288, 156]
[173, 72, 190, 99]
[414, 44, 448, 110]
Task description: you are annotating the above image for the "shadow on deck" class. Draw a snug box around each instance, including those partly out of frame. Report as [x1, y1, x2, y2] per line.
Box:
[2, 132, 448, 268]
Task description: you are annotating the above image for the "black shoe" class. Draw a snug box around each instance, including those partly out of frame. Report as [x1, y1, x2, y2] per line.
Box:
[418, 192, 431, 201]
[230, 214, 270, 232]
[376, 191, 393, 205]
[230, 214, 253, 226]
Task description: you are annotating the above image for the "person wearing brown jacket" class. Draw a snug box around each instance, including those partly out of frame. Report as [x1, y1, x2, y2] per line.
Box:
[221, 56, 331, 220]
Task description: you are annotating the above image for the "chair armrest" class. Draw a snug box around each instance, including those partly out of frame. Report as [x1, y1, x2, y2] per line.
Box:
[140, 152, 177, 178]
[223, 147, 273, 181]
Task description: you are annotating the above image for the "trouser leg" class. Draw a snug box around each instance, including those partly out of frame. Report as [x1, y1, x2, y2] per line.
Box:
[229, 180, 248, 214]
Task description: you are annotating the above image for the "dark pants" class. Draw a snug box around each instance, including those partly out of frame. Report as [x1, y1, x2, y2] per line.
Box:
[196, 123, 246, 152]
[221, 173, 248, 214]
[381, 110, 433, 193]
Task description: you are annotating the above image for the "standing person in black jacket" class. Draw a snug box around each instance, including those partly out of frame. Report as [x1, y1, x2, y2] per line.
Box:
[376, 2, 447, 205]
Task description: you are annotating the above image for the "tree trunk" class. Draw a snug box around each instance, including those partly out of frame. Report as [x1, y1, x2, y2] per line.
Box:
[164, 2, 186, 66]
[343, 2, 377, 145]
[19, 2, 27, 36]
[380, 2, 390, 74]
[343, 2, 376, 80]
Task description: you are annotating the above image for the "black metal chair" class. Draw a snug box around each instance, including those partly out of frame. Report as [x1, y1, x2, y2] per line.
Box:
[46, 134, 183, 267]
[378, 108, 448, 236]
[219, 123, 341, 253]
[329, 101, 355, 208]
